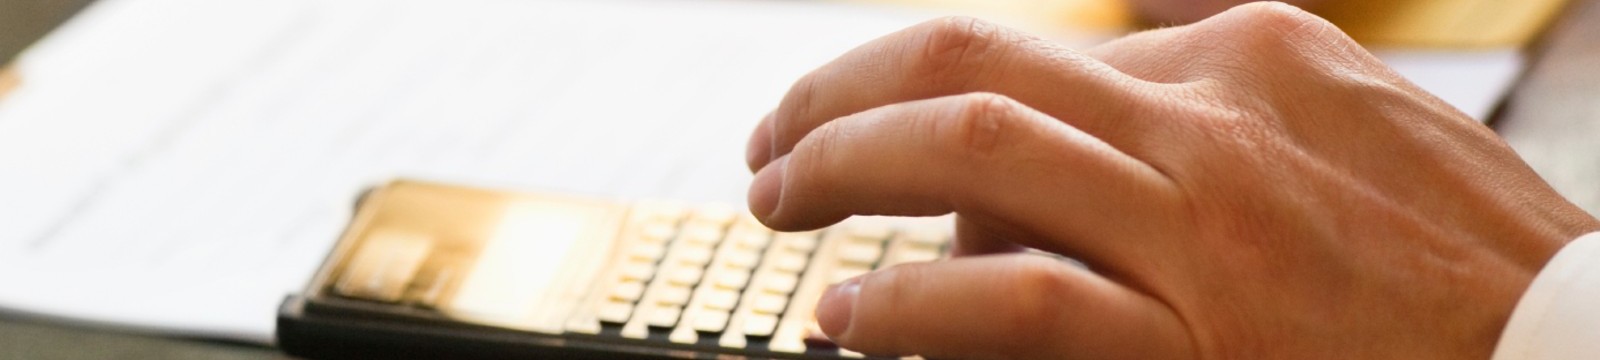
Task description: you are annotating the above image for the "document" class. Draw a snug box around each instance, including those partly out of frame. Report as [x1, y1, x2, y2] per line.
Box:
[0, 0, 1527, 344]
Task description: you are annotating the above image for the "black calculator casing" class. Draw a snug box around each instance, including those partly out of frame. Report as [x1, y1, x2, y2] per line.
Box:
[277, 292, 870, 359]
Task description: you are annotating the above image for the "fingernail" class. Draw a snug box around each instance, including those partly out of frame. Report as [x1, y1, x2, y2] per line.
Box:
[748, 155, 788, 219]
[746, 112, 775, 172]
[816, 275, 862, 340]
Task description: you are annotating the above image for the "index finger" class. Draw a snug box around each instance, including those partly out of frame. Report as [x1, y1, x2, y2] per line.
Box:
[748, 16, 1159, 172]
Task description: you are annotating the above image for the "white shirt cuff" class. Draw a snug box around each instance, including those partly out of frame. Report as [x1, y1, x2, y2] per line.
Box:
[1492, 231, 1600, 360]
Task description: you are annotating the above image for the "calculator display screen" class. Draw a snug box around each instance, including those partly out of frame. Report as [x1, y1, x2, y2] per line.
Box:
[324, 181, 627, 334]
[444, 201, 624, 333]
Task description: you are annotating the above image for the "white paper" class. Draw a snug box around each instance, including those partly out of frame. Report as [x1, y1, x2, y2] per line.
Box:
[0, 0, 931, 343]
[1375, 48, 1524, 121]
[0, 0, 1525, 344]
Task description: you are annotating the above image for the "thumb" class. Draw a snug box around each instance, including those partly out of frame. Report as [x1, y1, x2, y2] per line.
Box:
[815, 254, 1193, 359]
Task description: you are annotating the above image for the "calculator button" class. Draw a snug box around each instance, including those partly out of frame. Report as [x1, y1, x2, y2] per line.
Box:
[621, 324, 649, 339]
[830, 265, 870, 284]
[713, 270, 750, 290]
[751, 293, 789, 315]
[729, 230, 770, 250]
[335, 231, 434, 302]
[676, 246, 714, 266]
[619, 261, 656, 281]
[640, 221, 678, 243]
[885, 246, 941, 265]
[837, 242, 883, 265]
[733, 211, 764, 229]
[691, 309, 732, 332]
[690, 205, 740, 225]
[670, 327, 699, 344]
[704, 289, 740, 310]
[845, 224, 892, 241]
[656, 286, 693, 306]
[413, 265, 457, 308]
[665, 266, 704, 286]
[723, 248, 760, 269]
[629, 243, 667, 261]
[611, 281, 646, 301]
[742, 313, 779, 337]
[681, 223, 725, 246]
[760, 272, 800, 294]
[902, 228, 949, 247]
[647, 306, 683, 328]
[597, 300, 634, 323]
[769, 253, 808, 273]
[776, 233, 818, 253]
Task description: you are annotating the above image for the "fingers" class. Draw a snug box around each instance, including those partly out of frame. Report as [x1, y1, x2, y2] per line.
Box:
[746, 112, 775, 172]
[815, 254, 1193, 359]
[950, 216, 1030, 257]
[746, 16, 1158, 172]
[749, 93, 1176, 259]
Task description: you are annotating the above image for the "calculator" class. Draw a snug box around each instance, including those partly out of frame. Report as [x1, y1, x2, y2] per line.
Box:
[277, 180, 951, 359]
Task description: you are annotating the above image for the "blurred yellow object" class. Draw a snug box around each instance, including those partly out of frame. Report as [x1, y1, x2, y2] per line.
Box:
[1321, 0, 1570, 48]
[0, 66, 17, 101]
[835, 0, 1134, 32]
[841, 0, 1569, 48]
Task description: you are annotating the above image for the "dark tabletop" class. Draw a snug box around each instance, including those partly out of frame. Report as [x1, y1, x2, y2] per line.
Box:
[0, 0, 1596, 358]
[0, 316, 278, 359]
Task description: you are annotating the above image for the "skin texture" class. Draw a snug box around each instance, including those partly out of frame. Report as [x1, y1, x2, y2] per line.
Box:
[743, 3, 1600, 359]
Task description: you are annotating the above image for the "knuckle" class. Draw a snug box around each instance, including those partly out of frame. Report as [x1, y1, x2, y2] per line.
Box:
[1209, 2, 1344, 51]
[877, 263, 935, 303]
[871, 265, 918, 306]
[911, 16, 1006, 88]
[792, 120, 848, 190]
[935, 93, 1022, 158]
[1230, 1, 1320, 29]
[778, 71, 826, 144]
[1186, 2, 1366, 83]
[1003, 260, 1076, 353]
[863, 265, 921, 350]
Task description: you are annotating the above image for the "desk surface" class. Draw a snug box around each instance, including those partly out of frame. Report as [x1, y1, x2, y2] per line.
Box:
[0, 0, 1597, 358]
[0, 316, 277, 359]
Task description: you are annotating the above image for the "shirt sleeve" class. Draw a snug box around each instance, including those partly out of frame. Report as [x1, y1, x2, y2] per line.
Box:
[1492, 232, 1600, 360]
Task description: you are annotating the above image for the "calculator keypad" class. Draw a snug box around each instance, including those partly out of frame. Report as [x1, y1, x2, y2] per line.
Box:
[568, 204, 951, 355]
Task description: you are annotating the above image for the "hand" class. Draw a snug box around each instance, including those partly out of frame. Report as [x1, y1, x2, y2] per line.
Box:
[1132, 0, 1326, 24]
[744, 3, 1600, 359]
